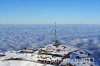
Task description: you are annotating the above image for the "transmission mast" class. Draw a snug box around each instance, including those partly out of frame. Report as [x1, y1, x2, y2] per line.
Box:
[54, 22, 60, 45]
[54, 22, 57, 44]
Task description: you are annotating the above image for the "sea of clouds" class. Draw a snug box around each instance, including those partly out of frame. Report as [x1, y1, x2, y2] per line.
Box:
[0, 24, 100, 61]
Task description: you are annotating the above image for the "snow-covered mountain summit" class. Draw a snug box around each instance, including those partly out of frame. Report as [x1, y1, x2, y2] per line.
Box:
[0, 43, 99, 66]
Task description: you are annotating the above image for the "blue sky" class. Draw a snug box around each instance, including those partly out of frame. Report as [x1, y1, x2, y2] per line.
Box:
[0, 0, 100, 24]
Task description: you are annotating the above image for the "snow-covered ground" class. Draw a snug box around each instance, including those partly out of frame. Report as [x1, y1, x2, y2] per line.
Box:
[0, 44, 99, 66]
[0, 60, 54, 66]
